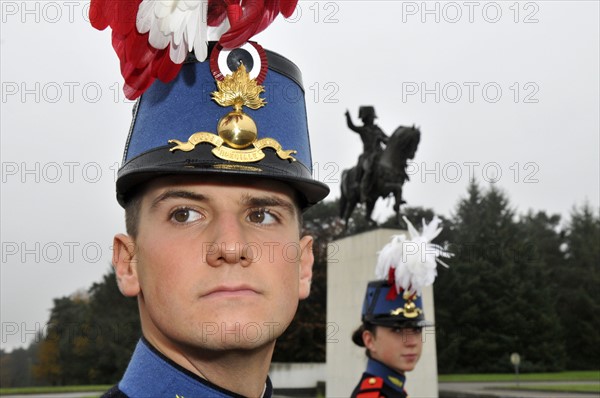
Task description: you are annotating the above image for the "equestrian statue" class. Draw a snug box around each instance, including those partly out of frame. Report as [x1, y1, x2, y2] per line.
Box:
[340, 106, 421, 225]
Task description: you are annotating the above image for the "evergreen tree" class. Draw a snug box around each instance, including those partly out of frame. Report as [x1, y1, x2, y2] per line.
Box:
[83, 269, 140, 383]
[0, 344, 40, 387]
[435, 181, 485, 372]
[518, 210, 566, 371]
[435, 182, 564, 372]
[34, 294, 90, 384]
[559, 203, 600, 369]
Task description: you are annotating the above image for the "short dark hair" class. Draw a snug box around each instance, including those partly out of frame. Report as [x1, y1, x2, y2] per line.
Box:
[124, 191, 143, 238]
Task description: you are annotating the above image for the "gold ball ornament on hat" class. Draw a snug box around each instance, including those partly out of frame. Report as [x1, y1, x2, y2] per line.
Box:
[217, 106, 258, 149]
[402, 300, 419, 318]
[213, 63, 265, 149]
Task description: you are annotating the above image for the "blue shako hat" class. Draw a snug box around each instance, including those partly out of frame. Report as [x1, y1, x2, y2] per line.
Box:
[116, 43, 329, 209]
[362, 280, 429, 328]
[360, 217, 452, 329]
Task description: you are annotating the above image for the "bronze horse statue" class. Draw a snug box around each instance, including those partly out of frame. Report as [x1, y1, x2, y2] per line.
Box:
[340, 125, 421, 224]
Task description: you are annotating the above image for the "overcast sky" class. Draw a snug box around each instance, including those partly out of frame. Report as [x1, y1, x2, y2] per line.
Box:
[1, 1, 598, 352]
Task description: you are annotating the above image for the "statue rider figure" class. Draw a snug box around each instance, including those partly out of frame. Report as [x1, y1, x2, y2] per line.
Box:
[345, 106, 389, 203]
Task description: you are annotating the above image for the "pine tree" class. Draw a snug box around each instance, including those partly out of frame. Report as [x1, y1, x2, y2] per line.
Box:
[1, 345, 40, 387]
[83, 269, 140, 383]
[435, 182, 564, 372]
[33, 294, 89, 384]
[559, 203, 600, 369]
[517, 210, 566, 371]
[435, 181, 486, 372]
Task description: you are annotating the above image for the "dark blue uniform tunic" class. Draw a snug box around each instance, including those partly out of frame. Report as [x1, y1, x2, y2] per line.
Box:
[102, 338, 273, 398]
[350, 359, 408, 398]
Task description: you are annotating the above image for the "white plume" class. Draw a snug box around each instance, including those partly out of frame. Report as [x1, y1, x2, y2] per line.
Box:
[375, 216, 451, 296]
[137, 0, 210, 63]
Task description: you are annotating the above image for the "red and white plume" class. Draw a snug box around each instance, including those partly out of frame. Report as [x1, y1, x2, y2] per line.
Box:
[90, 0, 298, 99]
[375, 216, 452, 297]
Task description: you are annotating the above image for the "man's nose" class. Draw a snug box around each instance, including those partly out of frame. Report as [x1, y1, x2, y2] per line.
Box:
[205, 214, 254, 267]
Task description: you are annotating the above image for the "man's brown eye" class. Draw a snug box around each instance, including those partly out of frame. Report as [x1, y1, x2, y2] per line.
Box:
[173, 209, 190, 222]
[171, 208, 201, 223]
[248, 210, 265, 223]
[248, 209, 277, 224]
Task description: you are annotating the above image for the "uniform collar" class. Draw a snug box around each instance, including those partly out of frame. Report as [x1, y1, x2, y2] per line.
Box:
[366, 358, 407, 393]
[120, 338, 273, 398]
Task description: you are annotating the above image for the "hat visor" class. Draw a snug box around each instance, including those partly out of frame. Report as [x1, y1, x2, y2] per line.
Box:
[366, 315, 433, 329]
[116, 145, 329, 209]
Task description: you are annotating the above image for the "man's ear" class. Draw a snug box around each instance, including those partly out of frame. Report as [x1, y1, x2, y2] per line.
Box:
[298, 235, 314, 300]
[112, 234, 140, 297]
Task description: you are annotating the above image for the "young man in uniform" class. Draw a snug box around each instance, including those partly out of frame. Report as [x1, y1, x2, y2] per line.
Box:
[91, 3, 329, 396]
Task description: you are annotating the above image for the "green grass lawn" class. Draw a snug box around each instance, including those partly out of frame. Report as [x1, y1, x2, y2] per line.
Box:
[439, 371, 600, 395]
[438, 370, 599, 382]
[0, 385, 110, 395]
[499, 383, 600, 393]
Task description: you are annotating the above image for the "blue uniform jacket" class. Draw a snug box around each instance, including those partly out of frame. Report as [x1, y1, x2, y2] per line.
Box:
[350, 359, 408, 398]
[102, 338, 273, 398]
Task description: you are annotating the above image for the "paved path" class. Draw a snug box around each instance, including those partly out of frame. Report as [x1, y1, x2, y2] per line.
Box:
[439, 381, 600, 398]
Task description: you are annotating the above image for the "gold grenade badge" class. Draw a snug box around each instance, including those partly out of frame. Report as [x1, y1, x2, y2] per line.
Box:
[169, 64, 296, 163]
[390, 291, 422, 319]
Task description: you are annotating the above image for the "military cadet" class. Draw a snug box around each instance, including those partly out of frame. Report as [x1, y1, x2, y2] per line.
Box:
[90, 1, 329, 396]
[351, 217, 451, 398]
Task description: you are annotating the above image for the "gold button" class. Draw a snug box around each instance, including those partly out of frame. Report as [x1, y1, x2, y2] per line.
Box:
[368, 377, 377, 385]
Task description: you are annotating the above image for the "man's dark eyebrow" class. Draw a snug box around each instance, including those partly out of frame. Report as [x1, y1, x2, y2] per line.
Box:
[241, 195, 296, 216]
[150, 190, 208, 209]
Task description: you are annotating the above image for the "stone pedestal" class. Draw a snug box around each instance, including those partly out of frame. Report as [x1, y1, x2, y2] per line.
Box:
[326, 229, 439, 398]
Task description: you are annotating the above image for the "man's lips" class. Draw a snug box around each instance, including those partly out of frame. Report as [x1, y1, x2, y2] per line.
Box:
[201, 285, 260, 299]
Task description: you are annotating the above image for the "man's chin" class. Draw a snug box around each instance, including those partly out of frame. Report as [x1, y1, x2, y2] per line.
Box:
[198, 338, 273, 352]
[188, 318, 286, 349]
